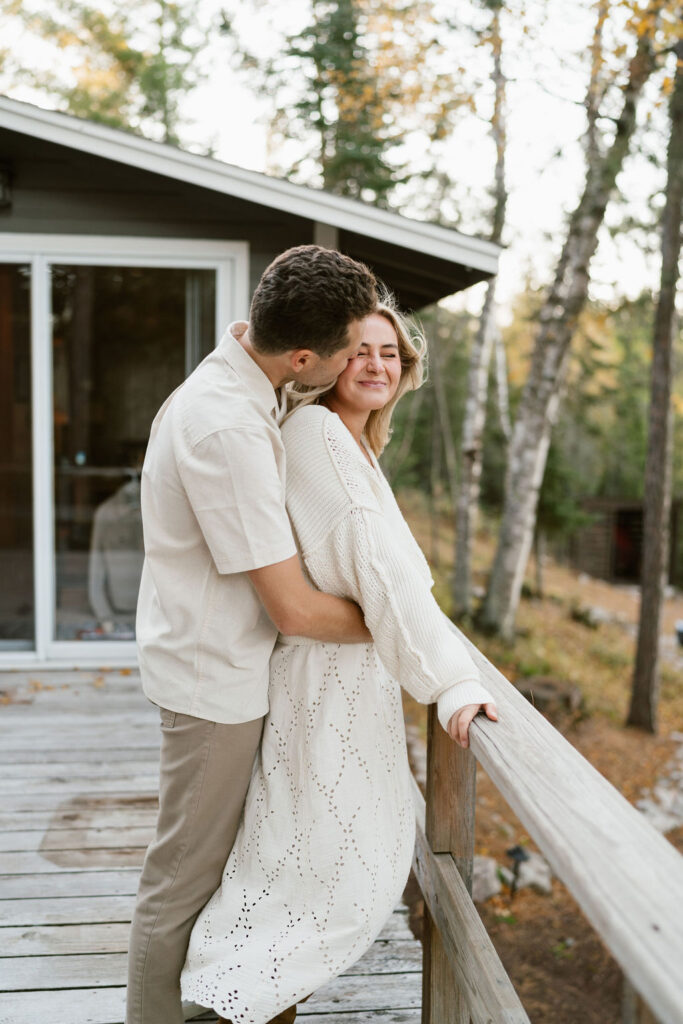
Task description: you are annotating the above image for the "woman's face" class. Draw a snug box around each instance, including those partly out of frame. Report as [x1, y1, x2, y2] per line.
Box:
[331, 313, 402, 414]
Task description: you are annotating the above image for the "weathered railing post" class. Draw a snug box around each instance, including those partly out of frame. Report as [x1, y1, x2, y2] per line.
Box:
[422, 703, 476, 1024]
[622, 978, 660, 1024]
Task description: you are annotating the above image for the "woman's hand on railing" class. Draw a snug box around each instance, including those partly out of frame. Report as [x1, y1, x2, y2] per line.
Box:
[447, 702, 498, 748]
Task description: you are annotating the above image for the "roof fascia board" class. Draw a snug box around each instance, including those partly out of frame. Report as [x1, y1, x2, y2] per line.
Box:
[0, 99, 500, 276]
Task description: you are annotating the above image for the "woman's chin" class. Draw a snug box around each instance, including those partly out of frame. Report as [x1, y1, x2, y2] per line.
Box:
[355, 388, 395, 411]
[355, 397, 391, 413]
[331, 390, 395, 416]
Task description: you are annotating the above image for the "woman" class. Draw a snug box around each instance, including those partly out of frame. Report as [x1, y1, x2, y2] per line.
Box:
[181, 299, 497, 1023]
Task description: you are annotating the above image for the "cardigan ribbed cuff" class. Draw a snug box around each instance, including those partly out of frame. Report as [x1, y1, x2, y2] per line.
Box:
[436, 679, 495, 733]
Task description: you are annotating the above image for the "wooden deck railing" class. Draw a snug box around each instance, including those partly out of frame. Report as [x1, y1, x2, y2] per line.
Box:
[412, 620, 683, 1024]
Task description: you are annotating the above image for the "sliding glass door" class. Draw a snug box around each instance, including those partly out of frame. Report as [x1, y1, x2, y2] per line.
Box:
[0, 237, 247, 662]
[51, 264, 215, 643]
[0, 263, 33, 649]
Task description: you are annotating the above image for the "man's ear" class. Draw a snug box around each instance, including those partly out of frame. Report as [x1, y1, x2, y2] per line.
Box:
[289, 349, 319, 374]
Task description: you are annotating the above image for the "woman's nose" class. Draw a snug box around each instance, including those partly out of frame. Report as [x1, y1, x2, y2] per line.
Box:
[366, 352, 382, 372]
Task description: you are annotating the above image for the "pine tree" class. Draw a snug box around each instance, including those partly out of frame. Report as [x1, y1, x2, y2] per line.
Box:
[286, 0, 398, 201]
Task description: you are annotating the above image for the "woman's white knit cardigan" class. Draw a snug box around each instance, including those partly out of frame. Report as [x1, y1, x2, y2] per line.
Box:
[281, 404, 493, 725]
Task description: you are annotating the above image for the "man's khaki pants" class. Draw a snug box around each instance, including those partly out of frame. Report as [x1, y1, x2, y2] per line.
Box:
[125, 707, 264, 1024]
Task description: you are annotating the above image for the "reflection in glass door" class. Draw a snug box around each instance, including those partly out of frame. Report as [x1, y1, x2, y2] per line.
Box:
[51, 265, 216, 642]
[0, 264, 33, 648]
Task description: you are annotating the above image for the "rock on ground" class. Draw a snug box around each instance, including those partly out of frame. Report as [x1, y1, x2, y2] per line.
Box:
[472, 855, 502, 903]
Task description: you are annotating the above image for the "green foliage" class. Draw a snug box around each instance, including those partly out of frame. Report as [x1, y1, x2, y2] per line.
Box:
[588, 642, 631, 669]
[136, 1, 203, 145]
[286, 0, 400, 202]
[545, 292, 658, 509]
[594, 295, 653, 498]
[494, 911, 518, 924]
[537, 442, 596, 540]
[515, 654, 553, 676]
[11, 0, 206, 142]
[383, 304, 475, 491]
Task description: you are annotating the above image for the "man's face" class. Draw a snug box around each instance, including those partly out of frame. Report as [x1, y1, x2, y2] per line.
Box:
[293, 319, 365, 387]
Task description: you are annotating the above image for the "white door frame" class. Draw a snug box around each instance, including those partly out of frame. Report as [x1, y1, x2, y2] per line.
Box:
[0, 234, 249, 668]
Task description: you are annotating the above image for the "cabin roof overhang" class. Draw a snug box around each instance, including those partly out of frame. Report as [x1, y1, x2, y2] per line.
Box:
[0, 96, 501, 306]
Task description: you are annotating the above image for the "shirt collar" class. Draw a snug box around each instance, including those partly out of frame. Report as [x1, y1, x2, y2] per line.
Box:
[219, 321, 284, 420]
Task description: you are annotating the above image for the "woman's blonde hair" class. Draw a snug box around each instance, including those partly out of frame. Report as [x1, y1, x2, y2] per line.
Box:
[285, 292, 427, 456]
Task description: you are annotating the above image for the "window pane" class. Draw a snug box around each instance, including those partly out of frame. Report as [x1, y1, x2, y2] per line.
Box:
[0, 264, 33, 648]
[52, 265, 216, 641]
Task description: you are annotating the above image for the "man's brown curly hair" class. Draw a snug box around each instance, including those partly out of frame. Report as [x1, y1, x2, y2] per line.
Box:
[249, 245, 377, 357]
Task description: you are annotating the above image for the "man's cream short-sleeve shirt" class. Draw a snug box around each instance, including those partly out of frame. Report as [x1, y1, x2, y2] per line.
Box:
[136, 322, 297, 723]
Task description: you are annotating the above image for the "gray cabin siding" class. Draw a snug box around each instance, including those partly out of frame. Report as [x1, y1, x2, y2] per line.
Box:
[0, 124, 493, 308]
[0, 129, 309, 299]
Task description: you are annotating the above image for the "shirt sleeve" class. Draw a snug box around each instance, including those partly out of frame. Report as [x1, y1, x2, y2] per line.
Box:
[177, 427, 297, 575]
[328, 506, 494, 728]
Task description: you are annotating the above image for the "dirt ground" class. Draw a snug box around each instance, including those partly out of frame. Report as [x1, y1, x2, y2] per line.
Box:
[398, 498, 683, 1024]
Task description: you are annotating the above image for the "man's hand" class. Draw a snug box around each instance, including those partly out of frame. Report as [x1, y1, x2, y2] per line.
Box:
[447, 702, 498, 748]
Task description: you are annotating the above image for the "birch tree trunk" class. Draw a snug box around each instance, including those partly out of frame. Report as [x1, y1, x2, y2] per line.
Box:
[453, 1, 508, 618]
[430, 400, 442, 568]
[493, 324, 512, 442]
[626, 39, 683, 733]
[453, 282, 497, 616]
[480, 11, 657, 638]
[429, 321, 459, 513]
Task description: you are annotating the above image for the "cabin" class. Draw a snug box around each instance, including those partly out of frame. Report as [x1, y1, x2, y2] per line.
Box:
[568, 497, 683, 587]
[0, 95, 499, 669]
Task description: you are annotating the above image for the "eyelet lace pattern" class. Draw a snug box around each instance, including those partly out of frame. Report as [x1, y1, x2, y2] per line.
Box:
[181, 642, 414, 1021]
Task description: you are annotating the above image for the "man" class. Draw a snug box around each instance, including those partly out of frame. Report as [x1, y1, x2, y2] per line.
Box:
[126, 245, 377, 1024]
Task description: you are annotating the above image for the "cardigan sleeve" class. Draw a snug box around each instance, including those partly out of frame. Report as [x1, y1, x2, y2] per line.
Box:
[325, 506, 494, 728]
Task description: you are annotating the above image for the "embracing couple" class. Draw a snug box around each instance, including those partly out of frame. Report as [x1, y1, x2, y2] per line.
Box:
[125, 245, 498, 1024]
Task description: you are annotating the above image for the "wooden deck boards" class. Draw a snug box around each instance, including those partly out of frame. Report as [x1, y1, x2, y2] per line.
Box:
[0, 670, 422, 1024]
